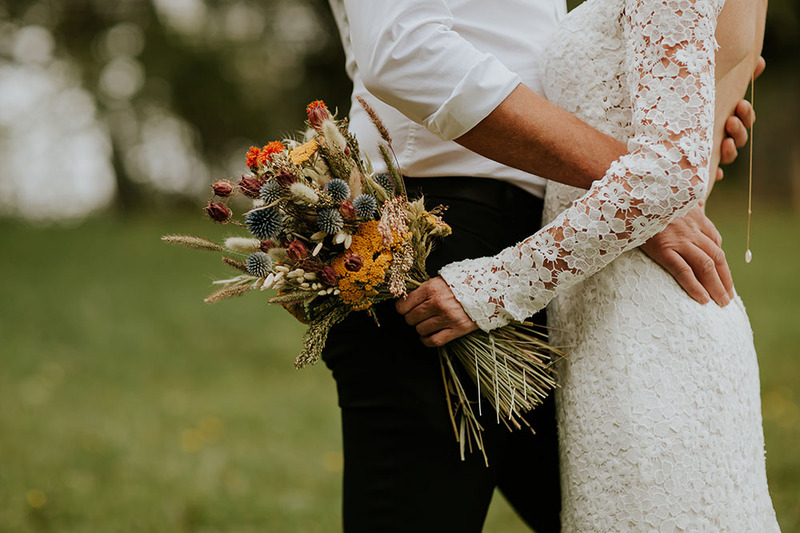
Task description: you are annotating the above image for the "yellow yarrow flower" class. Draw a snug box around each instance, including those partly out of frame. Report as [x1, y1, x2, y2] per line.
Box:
[290, 138, 320, 166]
[331, 221, 394, 310]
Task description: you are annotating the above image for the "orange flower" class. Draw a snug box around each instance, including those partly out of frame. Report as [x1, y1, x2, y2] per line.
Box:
[245, 146, 261, 168]
[257, 141, 287, 166]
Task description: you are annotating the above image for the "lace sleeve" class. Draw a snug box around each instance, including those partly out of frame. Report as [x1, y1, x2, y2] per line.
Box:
[439, 0, 723, 331]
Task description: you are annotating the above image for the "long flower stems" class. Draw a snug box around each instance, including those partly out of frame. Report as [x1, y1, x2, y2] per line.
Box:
[438, 323, 561, 453]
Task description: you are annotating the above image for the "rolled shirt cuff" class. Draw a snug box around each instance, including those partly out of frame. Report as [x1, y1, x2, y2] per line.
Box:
[424, 55, 521, 141]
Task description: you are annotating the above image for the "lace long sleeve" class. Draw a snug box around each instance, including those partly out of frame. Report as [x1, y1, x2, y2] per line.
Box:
[439, 0, 723, 331]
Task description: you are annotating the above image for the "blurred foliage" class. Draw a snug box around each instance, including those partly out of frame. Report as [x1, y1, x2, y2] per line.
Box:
[1, 0, 798, 219]
[0, 199, 798, 531]
[0, 0, 352, 213]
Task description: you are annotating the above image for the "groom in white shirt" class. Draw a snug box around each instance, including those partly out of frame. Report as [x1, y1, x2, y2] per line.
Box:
[322, 1, 759, 531]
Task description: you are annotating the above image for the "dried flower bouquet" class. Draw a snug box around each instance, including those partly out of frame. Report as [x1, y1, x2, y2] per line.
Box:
[163, 99, 561, 462]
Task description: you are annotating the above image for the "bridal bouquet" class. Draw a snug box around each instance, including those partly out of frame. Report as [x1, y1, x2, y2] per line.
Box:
[163, 99, 560, 461]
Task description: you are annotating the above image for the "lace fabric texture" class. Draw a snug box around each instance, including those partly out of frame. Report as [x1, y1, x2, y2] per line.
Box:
[440, 0, 781, 529]
[440, 0, 718, 331]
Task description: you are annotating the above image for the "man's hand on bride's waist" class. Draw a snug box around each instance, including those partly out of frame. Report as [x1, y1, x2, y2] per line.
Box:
[395, 277, 478, 348]
[640, 204, 734, 307]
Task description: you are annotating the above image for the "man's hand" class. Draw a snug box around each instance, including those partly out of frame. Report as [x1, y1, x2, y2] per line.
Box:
[395, 277, 478, 347]
[716, 56, 765, 181]
[641, 204, 734, 306]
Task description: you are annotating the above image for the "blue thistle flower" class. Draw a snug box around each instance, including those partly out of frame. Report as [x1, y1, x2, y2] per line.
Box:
[259, 181, 283, 205]
[317, 208, 344, 235]
[324, 179, 350, 203]
[246, 252, 273, 278]
[245, 207, 283, 240]
[353, 194, 378, 219]
[374, 173, 395, 195]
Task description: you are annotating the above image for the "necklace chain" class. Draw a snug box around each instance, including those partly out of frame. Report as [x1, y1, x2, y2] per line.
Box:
[745, 69, 755, 264]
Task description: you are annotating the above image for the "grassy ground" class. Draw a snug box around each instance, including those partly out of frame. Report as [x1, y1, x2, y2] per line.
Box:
[0, 197, 798, 532]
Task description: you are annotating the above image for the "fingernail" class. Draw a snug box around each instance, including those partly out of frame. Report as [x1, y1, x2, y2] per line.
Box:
[720, 295, 730, 307]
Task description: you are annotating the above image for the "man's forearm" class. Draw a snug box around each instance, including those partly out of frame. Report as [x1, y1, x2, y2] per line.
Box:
[456, 83, 626, 189]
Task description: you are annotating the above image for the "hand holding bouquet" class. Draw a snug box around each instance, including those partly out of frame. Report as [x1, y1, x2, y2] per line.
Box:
[163, 99, 561, 462]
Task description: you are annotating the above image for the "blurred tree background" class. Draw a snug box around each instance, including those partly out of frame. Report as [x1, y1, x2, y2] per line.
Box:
[0, 0, 352, 220]
[0, 0, 797, 219]
[0, 0, 798, 531]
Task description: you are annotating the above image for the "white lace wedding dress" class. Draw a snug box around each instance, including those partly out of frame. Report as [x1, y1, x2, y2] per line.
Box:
[439, 0, 781, 530]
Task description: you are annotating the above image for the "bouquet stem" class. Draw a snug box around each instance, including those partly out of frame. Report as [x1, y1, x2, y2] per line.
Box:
[438, 322, 560, 464]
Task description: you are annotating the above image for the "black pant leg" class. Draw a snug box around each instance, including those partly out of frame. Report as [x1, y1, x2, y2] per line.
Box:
[323, 178, 559, 532]
[325, 304, 497, 532]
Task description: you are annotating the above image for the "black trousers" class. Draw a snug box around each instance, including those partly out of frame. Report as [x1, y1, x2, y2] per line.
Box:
[322, 177, 560, 532]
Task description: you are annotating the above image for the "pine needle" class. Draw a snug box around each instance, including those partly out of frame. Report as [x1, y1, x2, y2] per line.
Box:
[162, 234, 223, 252]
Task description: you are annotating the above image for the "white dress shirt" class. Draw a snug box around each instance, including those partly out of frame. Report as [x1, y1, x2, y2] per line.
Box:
[328, 0, 567, 198]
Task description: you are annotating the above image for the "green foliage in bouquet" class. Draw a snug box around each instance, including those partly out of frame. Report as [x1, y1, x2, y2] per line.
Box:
[163, 98, 561, 462]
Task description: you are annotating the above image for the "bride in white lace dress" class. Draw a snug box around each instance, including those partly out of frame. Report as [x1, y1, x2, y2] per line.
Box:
[435, 0, 781, 529]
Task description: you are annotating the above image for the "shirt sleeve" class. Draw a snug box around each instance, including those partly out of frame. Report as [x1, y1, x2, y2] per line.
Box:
[439, 0, 723, 331]
[339, 0, 522, 140]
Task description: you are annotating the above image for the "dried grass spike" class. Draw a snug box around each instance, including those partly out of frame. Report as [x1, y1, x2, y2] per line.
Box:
[295, 306, 350, 368]
[161, 234, 223, 252]
[379, 144, 406, 197]
[224, 237, 261, 254]
[268, 292, 316, 305]
[204, 283, 252, 303]
[222, 256, 250, 274]
[357, 95, 392, 145]
[321, 120, 348, 153]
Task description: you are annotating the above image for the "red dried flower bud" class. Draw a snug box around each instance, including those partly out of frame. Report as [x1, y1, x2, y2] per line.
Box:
[344, 254, 363, 272]
[296, 259, 323, 272]
[339, 200, 356, 220]
[205, 201, 231, 223]
[211, 179, 234, 197]
[238, 176, 264, 198]
[320, 265, 339, 286]
[259, 240, 276, 253]
[287, 240, 308, 261]
[306, 100, 332, 130]
[274, 170, 297, 187]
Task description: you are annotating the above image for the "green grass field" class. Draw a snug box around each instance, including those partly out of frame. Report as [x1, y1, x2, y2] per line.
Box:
[1, 196, 798, 532]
